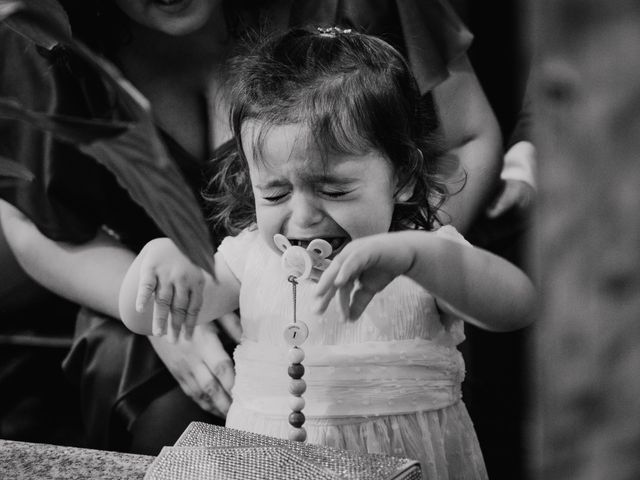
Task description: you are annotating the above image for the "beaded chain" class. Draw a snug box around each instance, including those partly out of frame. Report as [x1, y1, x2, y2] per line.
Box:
[274, 234, 333, 443]
[284, 274, 308, 442]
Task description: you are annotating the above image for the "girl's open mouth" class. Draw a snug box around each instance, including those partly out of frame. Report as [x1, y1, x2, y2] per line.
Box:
[287, 237, 349, 258]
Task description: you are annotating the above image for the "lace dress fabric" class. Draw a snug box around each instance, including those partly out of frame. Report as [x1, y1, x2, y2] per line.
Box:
[219, 228, 488, 479]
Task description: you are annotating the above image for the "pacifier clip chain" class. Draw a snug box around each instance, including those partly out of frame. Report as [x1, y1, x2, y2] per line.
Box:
[284, 274, 308, 442]
[275, 233, 333, 443]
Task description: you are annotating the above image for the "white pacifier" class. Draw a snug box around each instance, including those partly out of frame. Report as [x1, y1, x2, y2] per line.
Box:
[274, 234, 333, 279]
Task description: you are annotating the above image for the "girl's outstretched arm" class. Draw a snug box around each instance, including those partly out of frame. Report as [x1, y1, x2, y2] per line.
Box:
[314, 230, 535, 332]
[119, 237, 240, 339]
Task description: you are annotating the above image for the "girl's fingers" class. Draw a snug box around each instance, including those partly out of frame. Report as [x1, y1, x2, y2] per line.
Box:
[338, 279, 355, 322]
[152, 312, 165, 338]
[331, 252, 364, 320]
[170, 285, 190, 341]
[153, 281, 173, 337]
[136, 269, 157, 312]
[184, 287, 204, 340]
[313, 279, 338, 314]
[313, 259, 341, 314]
[152, 310, 166, 337]
[315, 251, 362, 315]
[334, 249, 370, 287]
[348, 283, 376, 320]
[314, 259, 341, 297]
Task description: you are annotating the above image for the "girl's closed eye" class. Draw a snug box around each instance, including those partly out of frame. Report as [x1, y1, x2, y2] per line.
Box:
[318, 187, 355, 199]
[262, 190, 290, 203]
[320, 190, 351, 198]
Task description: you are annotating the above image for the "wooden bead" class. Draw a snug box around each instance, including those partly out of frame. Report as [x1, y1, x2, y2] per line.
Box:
[288, 378, 307, 396]
[288, 427, 307, 442]
[289, 396, 305, 412]
[288, 363, 305, 379]
[288, 347, 305, 364]
[288, 411, 306, 428]
[283, 321, 309, 346]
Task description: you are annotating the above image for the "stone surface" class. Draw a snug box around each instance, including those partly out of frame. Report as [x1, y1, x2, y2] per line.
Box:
[0, 439, 153, 479]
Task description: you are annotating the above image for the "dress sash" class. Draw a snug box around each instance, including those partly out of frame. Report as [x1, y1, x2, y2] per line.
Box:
[231, 338, 464, 419]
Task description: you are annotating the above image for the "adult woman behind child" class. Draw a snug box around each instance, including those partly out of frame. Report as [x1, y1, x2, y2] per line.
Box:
[119, 27, 535, 478]
[0, 0, 239, 452]
[0, 0, 502, 453]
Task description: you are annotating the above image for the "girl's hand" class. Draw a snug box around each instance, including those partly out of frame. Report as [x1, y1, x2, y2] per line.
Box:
[313, 232, 416, 320]
[136, 238, 205, 341]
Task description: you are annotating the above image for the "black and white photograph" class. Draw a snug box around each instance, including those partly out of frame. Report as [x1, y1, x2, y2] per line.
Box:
[0, 1, 637, 479]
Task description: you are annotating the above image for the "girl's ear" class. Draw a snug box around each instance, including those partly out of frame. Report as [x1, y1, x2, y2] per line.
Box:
[395, 179, 415, 203]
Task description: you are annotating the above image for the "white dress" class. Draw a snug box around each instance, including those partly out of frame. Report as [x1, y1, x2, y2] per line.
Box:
[219, 227, 488, 479]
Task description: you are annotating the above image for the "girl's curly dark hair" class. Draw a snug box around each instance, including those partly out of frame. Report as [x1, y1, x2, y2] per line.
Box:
[205, 27, 464, 236]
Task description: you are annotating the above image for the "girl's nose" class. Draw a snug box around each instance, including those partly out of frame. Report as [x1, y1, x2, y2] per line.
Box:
[289, 192, 323, 228]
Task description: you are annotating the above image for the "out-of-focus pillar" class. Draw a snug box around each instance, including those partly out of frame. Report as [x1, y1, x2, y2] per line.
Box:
[532, 1, 640, 478]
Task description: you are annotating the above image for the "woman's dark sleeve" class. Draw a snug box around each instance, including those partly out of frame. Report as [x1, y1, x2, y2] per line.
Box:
[0, 25, 159, 248]
[0, 23, 128, 244]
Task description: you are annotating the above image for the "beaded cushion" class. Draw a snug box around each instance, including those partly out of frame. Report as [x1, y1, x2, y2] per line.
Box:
[143, 422, 421, 480]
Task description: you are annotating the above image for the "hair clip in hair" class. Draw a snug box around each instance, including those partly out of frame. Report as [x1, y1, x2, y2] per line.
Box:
[317, 26, 352, 37]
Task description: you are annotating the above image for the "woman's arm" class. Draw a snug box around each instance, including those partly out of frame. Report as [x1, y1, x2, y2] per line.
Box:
[315, 230, 535, 332]
[0, 200, 134, 317]
[1, 199, 237, 414]
[433, 56, 503, 233]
